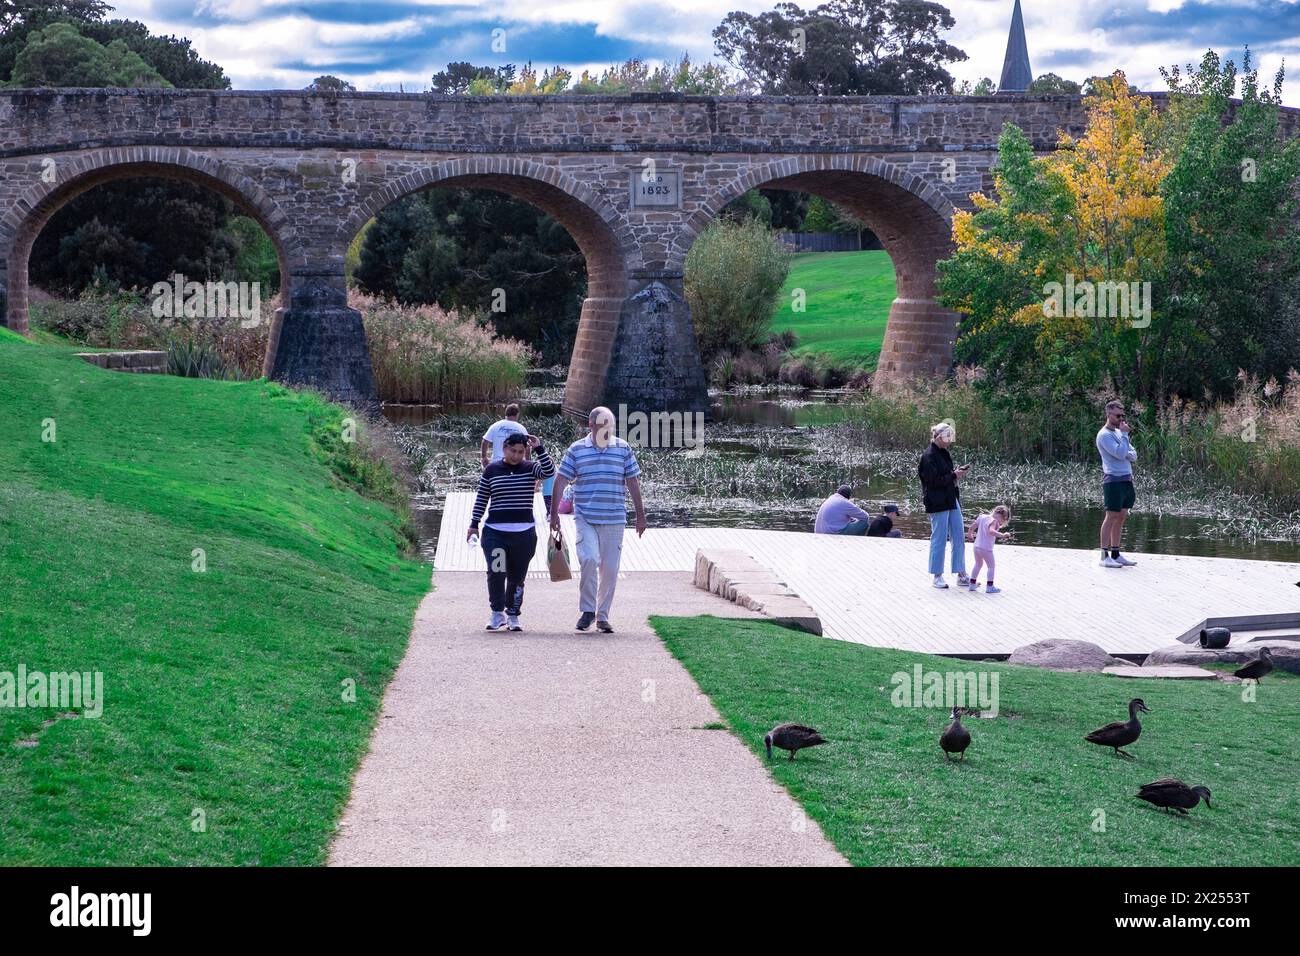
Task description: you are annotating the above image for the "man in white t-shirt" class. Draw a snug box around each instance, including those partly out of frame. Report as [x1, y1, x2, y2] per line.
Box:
[481, 403, 528, 468]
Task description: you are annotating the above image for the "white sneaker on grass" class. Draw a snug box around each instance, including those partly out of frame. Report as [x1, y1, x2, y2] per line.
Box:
[486, 611, 506, 630]
[933, 575, 948, 589]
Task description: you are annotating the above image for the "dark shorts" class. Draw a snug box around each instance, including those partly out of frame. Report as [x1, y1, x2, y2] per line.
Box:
[1103, 480, 1136, 512]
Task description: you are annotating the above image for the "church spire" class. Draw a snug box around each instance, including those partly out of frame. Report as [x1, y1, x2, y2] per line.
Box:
[998, 0, 1033, 93]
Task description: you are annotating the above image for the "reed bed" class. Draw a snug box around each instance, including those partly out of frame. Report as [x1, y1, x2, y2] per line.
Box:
[354, 291, 532, 404]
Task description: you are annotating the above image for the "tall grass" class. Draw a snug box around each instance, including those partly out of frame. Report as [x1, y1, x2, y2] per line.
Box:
[354, 291, 532, 404]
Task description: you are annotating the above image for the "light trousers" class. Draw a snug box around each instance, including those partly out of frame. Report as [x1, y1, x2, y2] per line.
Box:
[928, 507, 967, 575]
[574, 516, 624, 619]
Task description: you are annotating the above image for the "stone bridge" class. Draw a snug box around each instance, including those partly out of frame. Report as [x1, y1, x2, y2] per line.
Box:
[0, 89, 1095, 414]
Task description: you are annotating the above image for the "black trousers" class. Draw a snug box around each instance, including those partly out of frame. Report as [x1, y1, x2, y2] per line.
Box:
[480, 525, 537, 614]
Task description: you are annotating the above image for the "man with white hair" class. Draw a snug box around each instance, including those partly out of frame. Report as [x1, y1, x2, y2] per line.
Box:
[550, 406, 647, 633]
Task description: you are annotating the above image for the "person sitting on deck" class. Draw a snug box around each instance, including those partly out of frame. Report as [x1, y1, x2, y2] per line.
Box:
[867, 503, 903, 538]
[814, 485, 871, 536]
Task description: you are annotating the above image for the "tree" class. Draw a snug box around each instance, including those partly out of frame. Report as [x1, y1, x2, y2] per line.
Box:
[569, 55, 737, 94]
[0, 0, 108, 33]
[1157, 50, 1300, 396]
[938, 74, 1170, 439]
[685, 218, 792, 361]
[9, 22, 170, 87]
[1027, 73, 1080, 95]
[957, 76, 995, 95]
[713, 0, 967, 95]
[306, 74, 355, 92]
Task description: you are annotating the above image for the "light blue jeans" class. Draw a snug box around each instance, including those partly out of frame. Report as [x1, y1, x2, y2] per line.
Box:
[928, 507, 966, 575]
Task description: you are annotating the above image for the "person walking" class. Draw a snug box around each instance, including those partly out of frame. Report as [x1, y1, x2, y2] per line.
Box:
[550, 407, 646, 633]
[1097, 400, 1138, 568]
[918, 422, 970, 589]
[481, 403, 527, 468]
[468, 433, 554, 632]
[813, 485, 872, 535]
[967, 505, 1011, 593]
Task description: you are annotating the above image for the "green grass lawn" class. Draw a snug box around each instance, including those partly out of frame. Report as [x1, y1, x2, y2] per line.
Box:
[0, 337, 430, 864]
[652, 615, 1300, 866]
[771, 249, 896, 370]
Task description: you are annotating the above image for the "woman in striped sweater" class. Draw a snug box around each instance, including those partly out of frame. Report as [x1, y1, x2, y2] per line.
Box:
[467, 432, 555, 632]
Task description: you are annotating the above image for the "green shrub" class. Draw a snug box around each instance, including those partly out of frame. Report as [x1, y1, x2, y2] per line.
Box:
[685, 218, 791, 362]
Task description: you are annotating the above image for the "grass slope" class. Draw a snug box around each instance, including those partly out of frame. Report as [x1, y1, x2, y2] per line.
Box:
[0, 338, 430, 864]
[771, 250, 896, 369]
[653, 615, 1300, 866]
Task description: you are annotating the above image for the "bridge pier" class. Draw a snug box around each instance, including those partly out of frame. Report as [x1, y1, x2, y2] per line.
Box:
[264, 272, 376, 405]
[873, 296, 962, 388]
[563, 274, 709, 419]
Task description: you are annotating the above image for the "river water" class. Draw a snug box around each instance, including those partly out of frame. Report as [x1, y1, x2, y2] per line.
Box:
[385, 388, 1300, 567]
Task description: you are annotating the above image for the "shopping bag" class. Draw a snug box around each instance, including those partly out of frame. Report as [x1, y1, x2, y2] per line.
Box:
[547, 529, 572, 582]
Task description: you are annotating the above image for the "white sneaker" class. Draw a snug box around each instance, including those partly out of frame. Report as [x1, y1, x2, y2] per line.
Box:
[1115, 553, 1137, 567]
[506, 614, 522, 632]
[486, 611, 506, 630]
[933, 575, 949, 589]
[1100, 555, 1123, 568]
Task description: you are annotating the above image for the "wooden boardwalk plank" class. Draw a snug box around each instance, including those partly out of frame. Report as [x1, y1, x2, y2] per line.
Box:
[434, 493, 1298, 656]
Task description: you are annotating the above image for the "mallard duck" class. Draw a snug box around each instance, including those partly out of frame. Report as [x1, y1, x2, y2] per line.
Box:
[1234, 646, 1274, 681]
[764, 723, 826, 760]
[940, 705, 971, 761]
[1136, 779, 1211, 814]
[1084, 698, 1150, 758]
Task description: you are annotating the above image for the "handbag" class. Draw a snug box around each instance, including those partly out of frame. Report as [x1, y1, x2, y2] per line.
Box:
[547, 529, 572, 582]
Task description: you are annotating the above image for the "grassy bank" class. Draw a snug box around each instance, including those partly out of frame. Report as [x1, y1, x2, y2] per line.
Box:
[0, 338, 430, 864]
[652, 616, 1300, 866]
[771, 250, 895, 369]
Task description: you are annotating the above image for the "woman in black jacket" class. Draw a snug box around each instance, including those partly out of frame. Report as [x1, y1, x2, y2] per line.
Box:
[918, 422, 970, 589]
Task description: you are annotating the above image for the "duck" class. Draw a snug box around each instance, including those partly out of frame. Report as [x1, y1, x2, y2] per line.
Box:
[1084, 698, 1150, 758]
[940, 705, 971, 761]
[1136, 779, 1212, 815]
[1234, 646, 1274, 681]
[764, 723, 826, 760]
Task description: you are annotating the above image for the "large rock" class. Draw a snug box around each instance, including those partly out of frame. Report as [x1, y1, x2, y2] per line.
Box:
[1146, 640, 1300, 675]
[1008, 638, 1131, 672]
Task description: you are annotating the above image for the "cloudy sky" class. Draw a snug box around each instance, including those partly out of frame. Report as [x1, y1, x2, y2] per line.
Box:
[106, 1, 1300, 102]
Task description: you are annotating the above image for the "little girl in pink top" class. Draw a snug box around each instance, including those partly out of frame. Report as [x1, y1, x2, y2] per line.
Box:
[967, 505, 1011, 593]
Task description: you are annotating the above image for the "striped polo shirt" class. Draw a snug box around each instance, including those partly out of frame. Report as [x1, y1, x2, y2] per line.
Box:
[471, 446, 555, 527]
[557, 435, 642, 525]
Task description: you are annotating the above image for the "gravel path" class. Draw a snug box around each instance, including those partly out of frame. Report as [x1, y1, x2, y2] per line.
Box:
[328, 571, 846, 866]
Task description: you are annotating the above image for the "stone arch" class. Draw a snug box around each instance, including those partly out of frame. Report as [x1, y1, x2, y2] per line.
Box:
[340, 157, 638, 415]
[680, 155, 961, 387]
[0, 147, 300, 337]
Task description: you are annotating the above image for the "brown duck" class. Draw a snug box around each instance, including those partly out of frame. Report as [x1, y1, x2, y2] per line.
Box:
[1234, 646, 1274, 681]
[940, 705, 971, 761]
[1136, 779, 1212, 815]
[764, 723, 826, 760]
[1084, 698, 1150, 758]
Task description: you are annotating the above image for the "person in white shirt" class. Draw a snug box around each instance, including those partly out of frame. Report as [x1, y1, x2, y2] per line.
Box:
[481, 403, 527, 468]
